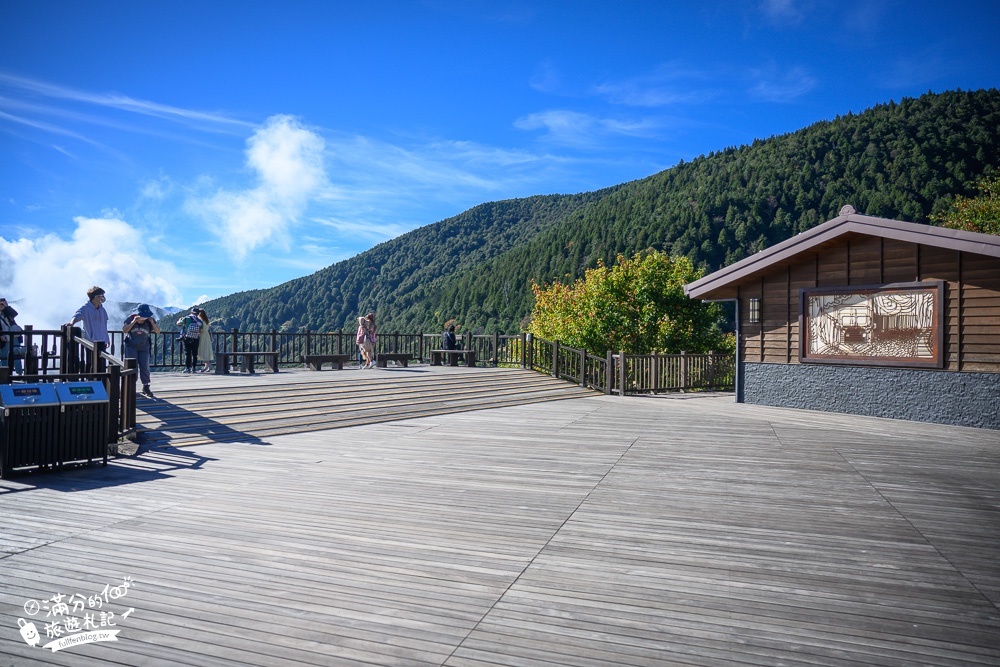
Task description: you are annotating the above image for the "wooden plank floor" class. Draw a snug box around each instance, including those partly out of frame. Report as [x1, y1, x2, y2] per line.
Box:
[1, 366, 999, 666]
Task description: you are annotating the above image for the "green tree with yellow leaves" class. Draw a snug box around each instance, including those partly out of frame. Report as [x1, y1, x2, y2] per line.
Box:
[933, 174, 1000, 236]
[528, 250, 733, 355]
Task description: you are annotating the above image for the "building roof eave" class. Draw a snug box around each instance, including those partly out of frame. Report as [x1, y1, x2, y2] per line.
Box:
[684, 213, 1000, 300]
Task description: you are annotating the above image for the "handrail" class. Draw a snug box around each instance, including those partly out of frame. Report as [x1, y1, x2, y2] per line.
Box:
[460, 332, 734, 395]
[3, 325, 733, 399]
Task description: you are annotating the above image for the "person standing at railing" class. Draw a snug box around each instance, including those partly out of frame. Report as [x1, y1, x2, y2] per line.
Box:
[123, 304, 160, 397]
[68, 286, 111, 373]
[0, 297, 25, 375]
[356, 312, 376, 369]
[197, 308, 214, 373]
[176, 308, 204, 374]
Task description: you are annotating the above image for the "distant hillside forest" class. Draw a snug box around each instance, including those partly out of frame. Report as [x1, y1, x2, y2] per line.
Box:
[198, 89, 1000, 335]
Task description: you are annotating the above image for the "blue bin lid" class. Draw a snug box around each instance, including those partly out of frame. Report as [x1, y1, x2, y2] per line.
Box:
[54, 381, 109, 403]
[0, 383, 61, 408]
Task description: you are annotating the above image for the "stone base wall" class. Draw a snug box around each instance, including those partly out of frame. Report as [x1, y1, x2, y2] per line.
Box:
[742, 363, 1000, 431]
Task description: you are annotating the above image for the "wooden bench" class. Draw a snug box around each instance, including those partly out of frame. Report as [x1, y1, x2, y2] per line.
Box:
[301, 354, 352, 371]
[375, 353, 413, 368]
[430, 349, 477, 367]
[215, 351, 279, 374]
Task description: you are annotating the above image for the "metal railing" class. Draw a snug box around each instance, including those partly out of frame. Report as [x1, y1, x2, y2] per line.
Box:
[529, 339, 735, 395]
[143, 329, 427, 369]
[448, 332, 735, 396]
[2, 326, 734, 446]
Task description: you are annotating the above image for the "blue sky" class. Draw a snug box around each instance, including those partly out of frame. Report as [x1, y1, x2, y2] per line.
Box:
[2, 1, 999, 329]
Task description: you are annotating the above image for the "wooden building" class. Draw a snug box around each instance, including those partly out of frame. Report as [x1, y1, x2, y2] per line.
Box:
[684, 206, 1000, 430]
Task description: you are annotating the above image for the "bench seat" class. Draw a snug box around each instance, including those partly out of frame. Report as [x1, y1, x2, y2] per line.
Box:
[216, 351, 279, 374]
[375, 353, 412, 368]
[430, 349, 477, 367]
[301, 354, 352, 371]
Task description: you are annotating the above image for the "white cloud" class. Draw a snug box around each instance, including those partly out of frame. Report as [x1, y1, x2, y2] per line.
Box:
[0, 109, 108, 149]
[760, 0, 804, 23]
[0, 71, 252, 130]
[529, 60, 564, 94]
[515, 110, 599, 145]
[312, 216, 408, 244]
[594, 84, 705, 108]
[309, 133, 573, 224]
[593, 63, 717, 108]
[748, 66, 817, 102]
[139, 176, 173, 201]
[514, 109, 661, 146]
[187, 115, 329, 260]
[0, 216, 183, 331]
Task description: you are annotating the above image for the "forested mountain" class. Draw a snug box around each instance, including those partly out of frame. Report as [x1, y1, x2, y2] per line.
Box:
[200, 89, 1000, 335]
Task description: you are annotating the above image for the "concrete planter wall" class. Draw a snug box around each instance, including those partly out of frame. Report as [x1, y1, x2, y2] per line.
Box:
[743, 362, 1000, 431]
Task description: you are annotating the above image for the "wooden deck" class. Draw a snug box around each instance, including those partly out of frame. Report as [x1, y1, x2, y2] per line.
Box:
[130, 365, 596, 448]
[1, 365, 999, 665]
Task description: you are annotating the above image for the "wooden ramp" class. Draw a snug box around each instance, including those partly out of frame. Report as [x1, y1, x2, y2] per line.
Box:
[135, 366, 597, 448]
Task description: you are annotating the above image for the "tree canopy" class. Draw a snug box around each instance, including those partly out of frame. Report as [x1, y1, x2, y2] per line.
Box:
[933, 174, 1000, 235]
[528, 250, 733, 355]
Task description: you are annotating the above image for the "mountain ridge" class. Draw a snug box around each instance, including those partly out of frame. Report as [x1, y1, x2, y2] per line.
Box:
[197, 89, 1000, 335]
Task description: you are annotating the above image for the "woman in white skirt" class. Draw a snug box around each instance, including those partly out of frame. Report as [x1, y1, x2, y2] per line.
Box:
[197, 308, 215, 372]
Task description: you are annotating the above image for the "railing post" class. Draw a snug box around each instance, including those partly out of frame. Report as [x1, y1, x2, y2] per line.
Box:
[337, 329, 343, 355]
[492, 332, 499, 366]
[520, 333, 527, 368]
[708, 350, 716, 389]
[618, 350, 627, 397]
[526, 333, 533, 370]
[418, 332, 424, 362]
[270, 329, 277, 354]
[651, 352, 659, 393]
[106, 364, 120, 445]
[94, 342, 106, 374]
[605, 350, 613, 395]
[552, 340, 559, 378]
[579, 348, 586, 387]
[61, 324, 75, 374]
[60, 324, 68, 372]
[123, 357, 137, 434]
[680, 350, 688, 391]
[305, 330, 312, 357]
[21, 325, 34, 375]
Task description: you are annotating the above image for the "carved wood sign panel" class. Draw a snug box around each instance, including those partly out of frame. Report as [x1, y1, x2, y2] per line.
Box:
[798, 282, 944, 368]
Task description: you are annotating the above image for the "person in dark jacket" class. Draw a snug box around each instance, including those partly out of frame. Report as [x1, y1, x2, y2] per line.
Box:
[176, 308, 203, 374]
[123, 304, 160, 397]
[0, 297, 24, 374]
[441, 324, 457, 350]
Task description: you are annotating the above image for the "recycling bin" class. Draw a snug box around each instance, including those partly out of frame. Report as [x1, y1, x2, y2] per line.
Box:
[54, 381, 109, 470]
[0, 383, 60, 478]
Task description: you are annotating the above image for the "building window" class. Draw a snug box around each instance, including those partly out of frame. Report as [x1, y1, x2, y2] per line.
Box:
[748, 298, 760, 324]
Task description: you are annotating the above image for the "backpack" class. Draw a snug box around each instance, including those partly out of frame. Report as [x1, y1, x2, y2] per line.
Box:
[124, 315, 151, 350]
[177, 314, 202, 339]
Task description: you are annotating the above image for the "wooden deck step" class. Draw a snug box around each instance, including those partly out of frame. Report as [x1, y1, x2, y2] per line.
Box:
[136, 368, 596, 448]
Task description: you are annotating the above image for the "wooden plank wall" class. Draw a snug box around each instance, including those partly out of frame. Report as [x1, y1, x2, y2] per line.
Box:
[958, 252, 1000, 371]
[738, 236, 1000, 373]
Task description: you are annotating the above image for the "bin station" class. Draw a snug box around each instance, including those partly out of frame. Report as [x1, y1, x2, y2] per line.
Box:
[0, 381, 109, 478]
